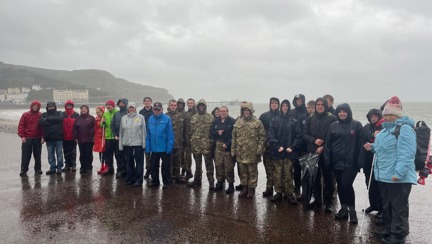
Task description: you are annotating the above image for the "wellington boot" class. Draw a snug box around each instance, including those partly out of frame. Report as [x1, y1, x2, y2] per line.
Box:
[238, 186, 248, 198]
[214, 181, 224, 191]
[262, 187, 273, 197]
[97, 163, 106, 174]
[271, 193, 283, 202]
[335, 208, 349, 219]
[226, 183, 234, 194]
[349, 210, 358, 224]
[246, 187, 255, 199]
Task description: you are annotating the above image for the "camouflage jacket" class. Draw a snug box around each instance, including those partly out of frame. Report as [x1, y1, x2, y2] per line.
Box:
[166, 111, 186, 149]
[189, 112, 214, 154]
[231, 116, 266, 164]
[185, 108, 197, 146]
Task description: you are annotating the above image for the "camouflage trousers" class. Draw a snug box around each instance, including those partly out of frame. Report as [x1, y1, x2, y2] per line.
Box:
[183, 145, 193, 173]
[214, 141, 235, 183]
[238, 162, 258, 188]
[274, 159, 294, 194]
[171, 148, 184, 179]
[145, 153, 151, 172]
[193, 153, 215, 183]
[263, 152, 276, 188]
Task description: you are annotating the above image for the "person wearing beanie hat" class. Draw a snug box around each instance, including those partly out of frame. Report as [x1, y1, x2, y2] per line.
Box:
[101, 99, 119, 176]
[73, 104, 95, 173]
[364, 96, 417, 243]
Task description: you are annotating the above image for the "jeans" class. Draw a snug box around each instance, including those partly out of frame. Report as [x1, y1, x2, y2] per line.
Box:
[46, 141, 64, 171]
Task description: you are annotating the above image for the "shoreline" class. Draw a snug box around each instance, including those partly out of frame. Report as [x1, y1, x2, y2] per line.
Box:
[0, 118, 18, 134]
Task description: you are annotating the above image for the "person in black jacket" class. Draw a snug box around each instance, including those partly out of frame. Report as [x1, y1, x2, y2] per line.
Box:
[267, 99, 303, 204]
[111, 98, 128, 178]
[324, 94, 337, 116]
[362, 109, 383, 215]
[258, 97, 280, 197]
[303, 97, 337, 213]
[139, 97, 154, 179]
[39, 101, 64, 175]
[291, 94, 308, 197]
[325, 103, 363, 224]
[210, 106, 236, 193]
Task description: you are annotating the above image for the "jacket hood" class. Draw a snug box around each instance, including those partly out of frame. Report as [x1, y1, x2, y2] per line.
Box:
[46, 101, 57, 111]
[292, 94, 306, 109]
[366, 108, 382, 123]
[314, 97, 328, 115]
[30, 100, 41, 113]
[117, 98, 129, 107]
[177, 98, 185, 104]
[383, 116, 415, 129]
[64, 100, 74, 108]
[280, 99, 291, 114]
[196, 99, 207, 112]
[269, 97, 280, 112]
[241, 102, 255, 115]
[335, 103, 353, 122]
[80, 105, 90, 116]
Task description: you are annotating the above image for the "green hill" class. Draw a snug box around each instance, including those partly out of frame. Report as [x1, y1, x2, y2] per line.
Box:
[0, 61, 174, 103]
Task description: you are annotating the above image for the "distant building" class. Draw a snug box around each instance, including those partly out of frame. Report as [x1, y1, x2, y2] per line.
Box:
[32, 84, 42, 91]
[22, 87, 31, 93]
[53, 89, 89, 104]
[6, 93, 28, 103]
[7, 88, 21, 95]
[0, 90, 6, 95]
[0, 91, 5, 102]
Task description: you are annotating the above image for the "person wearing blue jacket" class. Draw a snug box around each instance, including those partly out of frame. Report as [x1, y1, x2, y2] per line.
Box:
[364, 96, 416, 244]
[146, 102, 174, 189]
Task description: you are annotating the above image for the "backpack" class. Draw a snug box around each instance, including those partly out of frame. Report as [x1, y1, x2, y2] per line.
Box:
[394, 121, 431, 171]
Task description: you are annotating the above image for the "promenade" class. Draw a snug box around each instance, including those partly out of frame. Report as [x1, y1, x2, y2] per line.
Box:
[0, 133, 430, 243]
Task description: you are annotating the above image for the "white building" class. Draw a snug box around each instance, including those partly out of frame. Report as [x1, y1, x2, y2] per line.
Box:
[6, 93, 28, 103]
[53, 89, 89, 103]
[22, 87, 31, 93]
[32, 84, 42, 91]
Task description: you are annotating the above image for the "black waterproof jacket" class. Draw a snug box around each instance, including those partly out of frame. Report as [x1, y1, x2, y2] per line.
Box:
[362, 108, 382, 172]
[325, 103, 363, 172]
[303, 98, 337, 153]
[39, 102, 64, 141]
[111, 98, 128, 137]
[291, 94, 308, 152]
[259, 97, 280, 132]
[267, 100, 303, 160]
[139, 106, 154, 125]
[210, 116, 236, 151]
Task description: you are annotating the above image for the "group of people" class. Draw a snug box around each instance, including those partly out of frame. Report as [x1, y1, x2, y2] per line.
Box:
[18, 94, 417, 243]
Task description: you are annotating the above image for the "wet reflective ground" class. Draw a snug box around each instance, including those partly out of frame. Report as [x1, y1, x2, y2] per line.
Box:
[1, 133, 430, 243]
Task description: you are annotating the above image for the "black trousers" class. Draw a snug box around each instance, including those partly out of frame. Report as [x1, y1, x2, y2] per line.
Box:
[313, 155, 334, 205]
[78, 142, 94, 171]
[379, 182, 412, 237]
[21, 138, 42, 172]
[333, 170, 358, 207]
[363, 167, 382, 211]
[63, 140, 77, 168]
[114, 140, 126, 174]
[125, 146, 144, 185]
[105, 140, 116, 170]
[151, 152, 171, 186]
[293, 159, 301, 191]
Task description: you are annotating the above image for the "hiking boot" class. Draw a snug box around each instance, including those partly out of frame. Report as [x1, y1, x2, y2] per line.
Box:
[226, 183, 234, 194]
[214, 181, 224, 191]
[238, 186, 248, 198]
[335, 208, 349, 219]
[287, 194, 298, 205]
[144, 170, 150, 179]
[246, 187, 255, 199]
[46, 170, 56, 175]
[209, 182, 215, 190]
[56, 169, 62, 174]
[363, 206, 377, 214]
[325, 204, 333, 213]
[374, 230, 390, 238]
[19, 171, 27, 177]
[262, 187, 273, 197]
[349, 210, 358, 224]
[307, 200, 322, 209]
[271, 193, 283, 202]
[62, 166, 71, 172]
[235, 184, 243, 191]
[35, 170, 43, 175]
[187, 180, 202, 187]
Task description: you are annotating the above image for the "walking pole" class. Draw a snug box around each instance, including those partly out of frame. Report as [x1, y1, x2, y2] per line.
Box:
[359, 153, 375, 237]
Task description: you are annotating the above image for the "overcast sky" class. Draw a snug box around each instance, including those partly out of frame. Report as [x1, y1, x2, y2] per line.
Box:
[1, 0, 431, 103]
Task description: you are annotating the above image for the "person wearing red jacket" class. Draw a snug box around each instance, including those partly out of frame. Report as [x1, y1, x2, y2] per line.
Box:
[94, 106, 106, 174]
[62, 100, 79, 172]
[18, 100, 43, 176]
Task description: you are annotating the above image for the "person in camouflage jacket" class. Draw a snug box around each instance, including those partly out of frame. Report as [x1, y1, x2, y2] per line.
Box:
[231, 102, 266, 199]
[187, 99, 215, 189]
[183, 98, 197, 180]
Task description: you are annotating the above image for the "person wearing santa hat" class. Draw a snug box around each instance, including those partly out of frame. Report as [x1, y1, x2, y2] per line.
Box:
[364, 96, 416, 244]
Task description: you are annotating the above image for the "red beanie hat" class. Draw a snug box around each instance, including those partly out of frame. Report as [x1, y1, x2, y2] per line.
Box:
[383, 96, 403, 117]
[106, 100, 115, 107]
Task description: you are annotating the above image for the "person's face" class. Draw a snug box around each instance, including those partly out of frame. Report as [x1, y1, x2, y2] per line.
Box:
[307, 104, 315, 114]
[128, 106, 136, 113]
[47, 106, 55, 111]
[242, 109, 251, 118]
[315, 101, 325, 113]
[80, 107, 88, 114]
[169, 102, 177, 112]
[384, 114, 398, 122]
[270, 100, 279, 111]
[219, 108, 228, 119]
[106, 104, 113, 111]
[296, 99, 303, 107]
[118, 101, 126, 108]
[153, 107, 162, 115]
[281, 103, 289, 114]
[197, 104, 205, 112]
[66, 104, 73, 109]
[338, 110, 348, 120]
[213, 109, 220, 118]
[96, 108, 103, 117]
[187, 100, 195, 109]
[326, 98, 333, 107]
[144, 98, 152, 108]
[32, 105, 40, 112]
[370, 114, 380, 124]
[177, 103, 184, 110]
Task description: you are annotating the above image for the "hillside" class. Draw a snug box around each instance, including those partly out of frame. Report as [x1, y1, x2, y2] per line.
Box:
[0, 62, 174, 103]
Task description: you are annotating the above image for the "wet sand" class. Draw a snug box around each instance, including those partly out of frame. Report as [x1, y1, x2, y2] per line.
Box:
[0, 133, 430, 243]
